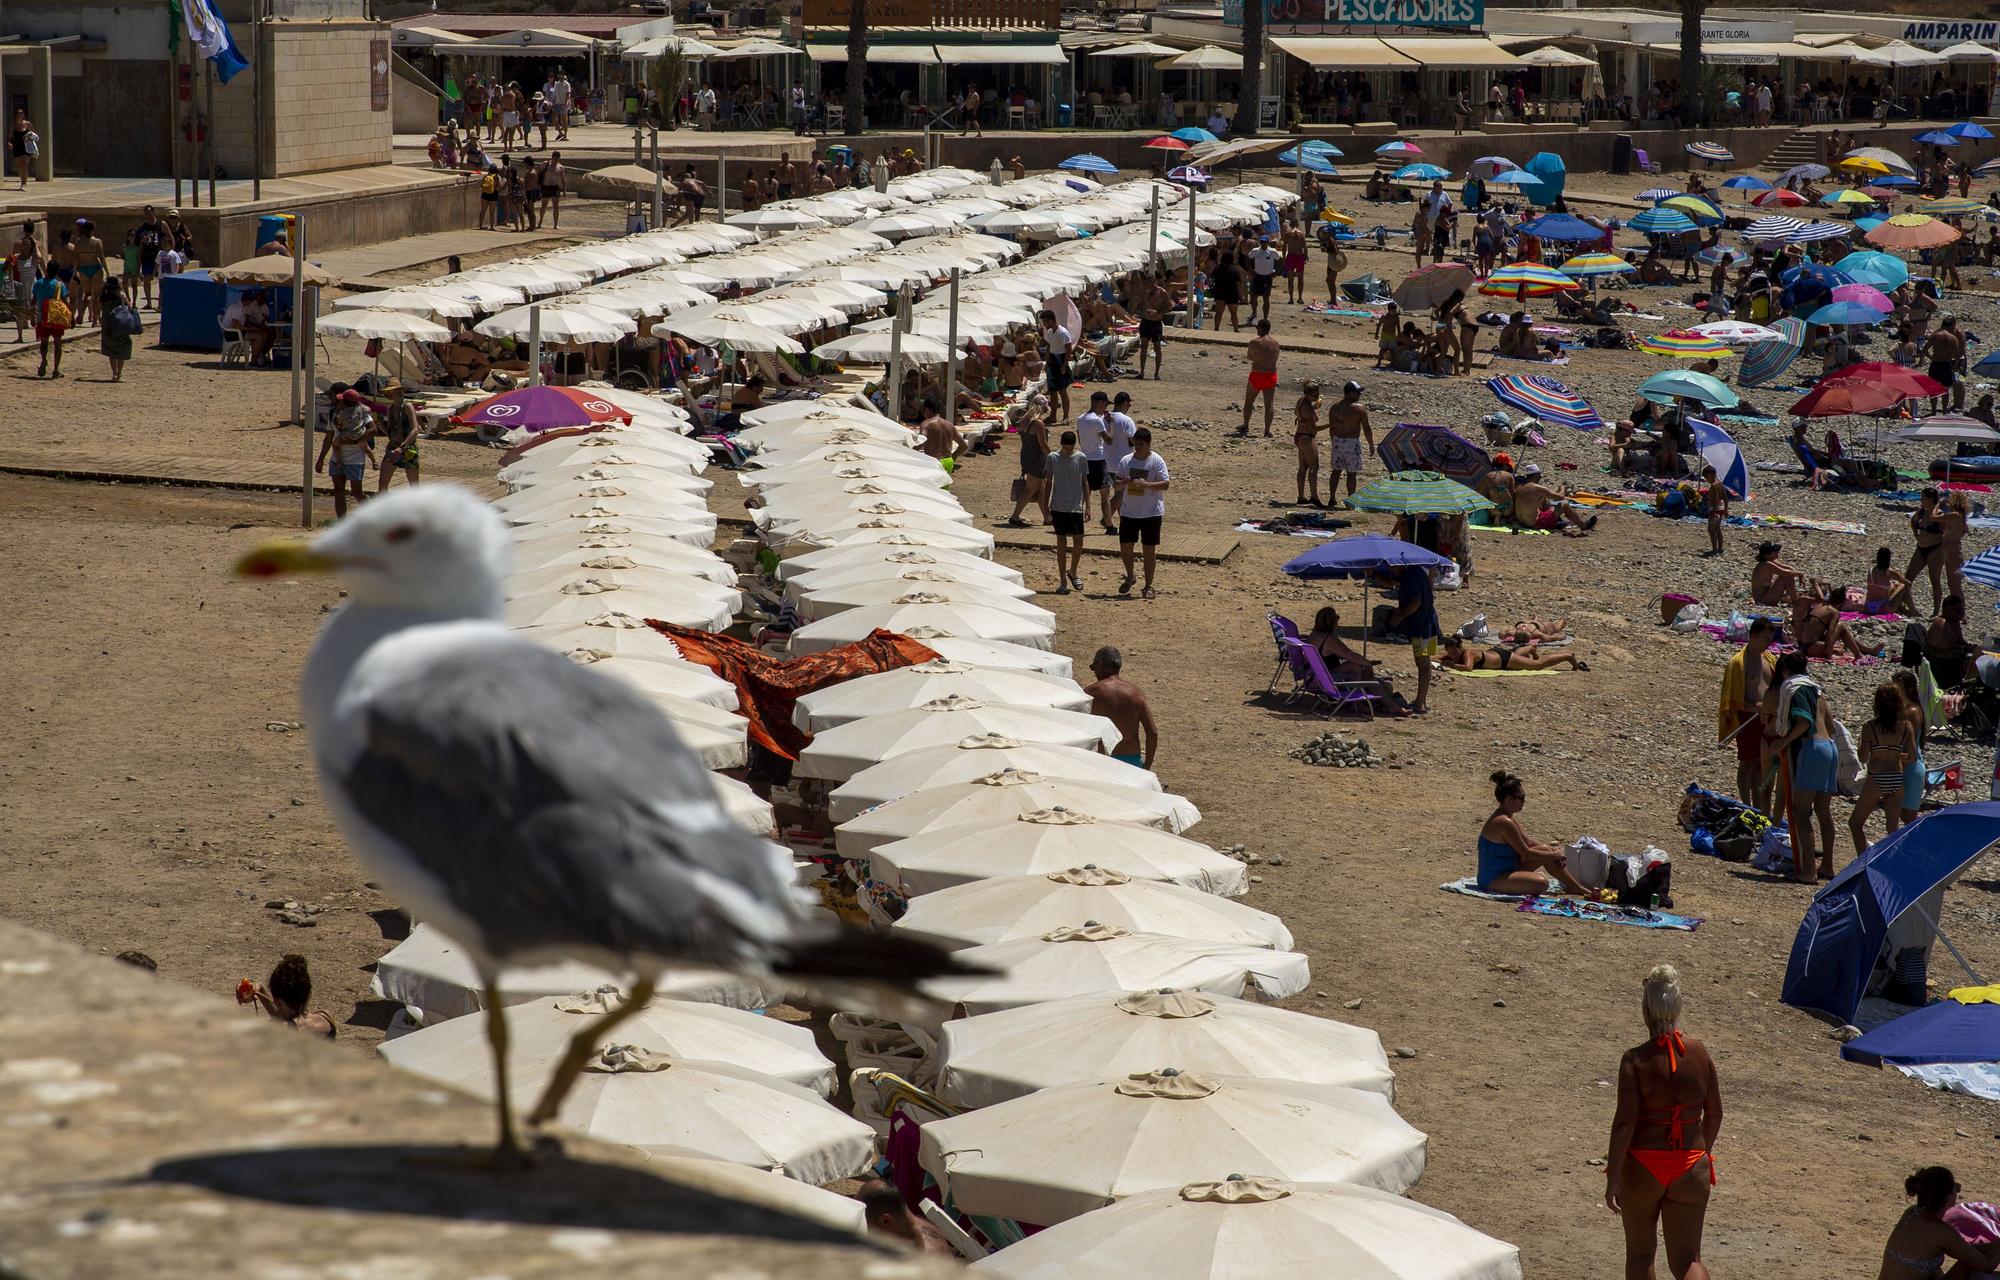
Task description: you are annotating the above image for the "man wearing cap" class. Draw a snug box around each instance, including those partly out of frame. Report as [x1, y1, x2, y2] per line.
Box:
[1113, 427, 1170, 599]
[1238, 319, 1281, 437]
[1325, 380, 1374, 508]
[1512, 462, 1597, 534]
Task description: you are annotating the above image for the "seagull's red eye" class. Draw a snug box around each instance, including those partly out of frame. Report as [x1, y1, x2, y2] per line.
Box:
[383, 525, 417, 545]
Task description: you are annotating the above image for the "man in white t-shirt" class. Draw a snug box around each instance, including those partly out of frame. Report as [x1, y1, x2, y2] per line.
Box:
[1039, 308, 1073, 423]
[1076, 390, 1111, 518]
[1100, 390, 1138, 533]
[551, 72, 573, 137]
[1112, 427, 1170, 599]
[1247, 235, 1282, 323]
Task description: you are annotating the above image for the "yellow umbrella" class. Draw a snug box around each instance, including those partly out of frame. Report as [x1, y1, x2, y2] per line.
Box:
[1838, 155, 1892, 175]
[1824, 189, 1878, 205]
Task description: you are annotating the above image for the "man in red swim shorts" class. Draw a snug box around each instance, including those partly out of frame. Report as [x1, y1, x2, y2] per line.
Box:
[1239, 319, 1281, 437]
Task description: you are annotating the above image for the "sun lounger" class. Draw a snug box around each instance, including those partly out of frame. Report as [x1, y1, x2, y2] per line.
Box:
[1265, 613, 1303, 696]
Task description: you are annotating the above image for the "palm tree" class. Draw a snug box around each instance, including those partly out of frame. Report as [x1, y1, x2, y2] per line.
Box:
[1676, 0, 1708, 127]
[1235, 0, 1265, 138]
[844, 7, 866, 136]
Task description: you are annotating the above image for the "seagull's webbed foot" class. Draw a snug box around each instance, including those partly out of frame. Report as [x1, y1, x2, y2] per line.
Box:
[524, 978, 657, 1129]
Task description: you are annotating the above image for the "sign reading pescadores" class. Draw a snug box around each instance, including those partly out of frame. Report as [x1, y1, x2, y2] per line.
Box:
[1224, 0, 1481, 28]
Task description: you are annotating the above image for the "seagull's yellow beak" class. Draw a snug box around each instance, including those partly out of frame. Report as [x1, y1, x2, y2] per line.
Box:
[234, 538, 338, 578]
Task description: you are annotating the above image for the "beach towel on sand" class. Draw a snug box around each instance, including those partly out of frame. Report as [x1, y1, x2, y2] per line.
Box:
[1516, 897, 1702, 930]
[1441, 876, 1551, 901]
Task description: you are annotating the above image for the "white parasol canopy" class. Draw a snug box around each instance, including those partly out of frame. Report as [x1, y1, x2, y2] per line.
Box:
[757, 489, 976, 533]
[497, 508, 717, 547]
[834, 770, 1198, 854]
[920, 1073, 1426, 1225]
[504, 432, 708, 471]
[656, 311, 805, 354]
[494, 478, 712, 518]
[793, 696, 1115, 783]
[389, 1040, 874, 1184]
[738, 401, 906, 430]
[869, 811, 1246, 896]
[964, 1177, 1522, 1280]
[316, 308, 451, 343]
[513, 541, 735, 587]
[332, 287, 480, 318]
[773, 542, 1015, 583]
[937, 988, 1395, 1109]
[783, 556, 1024, 602]
[637, 1151, 866, 1230]
[790, 577, 1046, 625]
[893, 868, 1293, 950]
[578, 280, 716, 317]
[378, 987, 836, 1095]
[558, 649, 742, 714]
[735, 419, 921, 451]
[506, 567, 740, 617]
[785, 600, 1046, 658]
[813, 330, 955, 366]
[478, 302, 636, 344]
[373, 923, 770, 1022]
[794, 660, 1084, 733]
[927, 927, 1311, 1017]
[502, 461, 713, 496]
[829, 738, 1154, 821]
[504, 581, 734, 632]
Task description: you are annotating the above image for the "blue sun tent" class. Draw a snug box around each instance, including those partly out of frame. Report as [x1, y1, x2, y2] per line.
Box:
[1781, 804, 2000, 1024]
[1517, 152, 1567, 205]
[1841, 995, 2000, 1067]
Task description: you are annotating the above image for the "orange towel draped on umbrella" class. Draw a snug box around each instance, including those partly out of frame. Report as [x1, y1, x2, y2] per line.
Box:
[649, 623, 939, 760]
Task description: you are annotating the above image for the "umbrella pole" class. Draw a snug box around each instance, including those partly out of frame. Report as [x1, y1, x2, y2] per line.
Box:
[1362, 579, 1371, 659]
[293, 211, 311, 529]
[1148, 185, 1160, 274]
[528, 304, 542, 388]
[1185, 184, 1198, 326]
[944, 266, 961, 430]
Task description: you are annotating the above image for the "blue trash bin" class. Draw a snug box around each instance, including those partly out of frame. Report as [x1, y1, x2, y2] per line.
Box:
[1058, 102, 1072, 127]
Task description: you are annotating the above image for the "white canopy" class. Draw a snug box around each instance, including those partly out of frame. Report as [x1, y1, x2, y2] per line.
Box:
[794, 660, 1085, 733]
[829, 740, 1158, 822]
[868, 812, 1248, 897]
[793, 697, 1113, 783]
[833, 771, 1199, 854]
[894, 869, 1294, 951]
[927, 927, 1312, 1017]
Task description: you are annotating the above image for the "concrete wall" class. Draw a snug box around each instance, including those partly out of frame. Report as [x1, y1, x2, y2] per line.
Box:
[76, 59, 175, 177]
[263, 20, 394, 175]
[393, 56, 443, 134]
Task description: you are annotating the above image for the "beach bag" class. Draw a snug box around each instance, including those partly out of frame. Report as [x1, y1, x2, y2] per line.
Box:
[1608, 852, 1672, 908]
[1753, 825, 1794, 873]
[109, 303, 142, 337]
[1668, 602, 1705, 633]
[1008, 477, 1025, 502]
[42, 295, 70, 327]
[1831, 718, 1861, 794]
[1565, 837, 1611, 889]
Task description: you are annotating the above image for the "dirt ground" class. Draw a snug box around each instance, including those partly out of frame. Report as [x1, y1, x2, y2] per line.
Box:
[5, 184, 2000, 1277]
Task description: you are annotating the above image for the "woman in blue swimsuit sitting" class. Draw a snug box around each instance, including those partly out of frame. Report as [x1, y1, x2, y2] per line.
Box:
[1478, 770, 1594, 896]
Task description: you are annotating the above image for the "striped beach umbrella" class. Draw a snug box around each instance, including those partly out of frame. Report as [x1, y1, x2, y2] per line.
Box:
[1962, 545, 2000, 591]
[1486, 374, 1604, 431]
[1794, 221, 1855, 243]
[1743, 215, 1808, 241]
[1686, 141, 1734, 162]
[1391, 163, 1451, 182]
[1635, 187, 1683, 202]
[1058, 154, 1119, 175]
[1777, 163, 1832, 184]
[1477, 262, 1580, 298]
[1822, 189, 1878, 205]
[1629, 207, 1697, 235]
[1737, 317, 1808, 388]
[1347, 470, 1495, 515]
[1278, 148, 1339, 174]
[1922, 198, 1988, 217]
[1375, 140, 1424, 157]
[1637, 330, 1735, 358]
[1559, 252, 1636, 278]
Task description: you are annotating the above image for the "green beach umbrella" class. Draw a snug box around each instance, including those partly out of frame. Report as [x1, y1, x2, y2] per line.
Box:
[1347, 470, 1494, 516]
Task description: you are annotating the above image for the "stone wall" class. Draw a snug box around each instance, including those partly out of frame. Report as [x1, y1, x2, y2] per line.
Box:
[263, 20, 394, 175]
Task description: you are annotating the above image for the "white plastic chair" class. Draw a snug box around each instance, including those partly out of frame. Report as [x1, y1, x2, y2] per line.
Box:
[219, 327, 252, 367]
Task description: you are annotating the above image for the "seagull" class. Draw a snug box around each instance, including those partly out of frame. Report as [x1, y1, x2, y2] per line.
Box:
[237, 485, 976, 1162]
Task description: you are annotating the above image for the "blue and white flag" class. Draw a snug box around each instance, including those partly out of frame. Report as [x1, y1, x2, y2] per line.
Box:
[171, 0, 250, 84]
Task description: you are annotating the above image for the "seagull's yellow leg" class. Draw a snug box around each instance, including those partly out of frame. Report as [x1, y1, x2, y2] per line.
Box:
[484, 979, 529, 1165]
[524, 978, 656, 1128]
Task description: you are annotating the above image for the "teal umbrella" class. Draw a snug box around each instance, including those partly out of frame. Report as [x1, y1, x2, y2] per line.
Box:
[1347, 470, 1495, 515]
[1638, 369, 1738, 409]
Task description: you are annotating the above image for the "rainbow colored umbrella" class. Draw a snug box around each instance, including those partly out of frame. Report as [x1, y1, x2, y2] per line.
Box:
[1486, 374, 1604, 431]
[1686, 141, 1734, 163]
[1737, 318, 1808, 388]
[1558, 252, 1636, 278]
[1866, 214, 1960, 250]
[1637, 330, 1735, 358]
[1922, 198, 1988, 217]
[452, 385, 634, 433]
[1477, 262, 1579, 297]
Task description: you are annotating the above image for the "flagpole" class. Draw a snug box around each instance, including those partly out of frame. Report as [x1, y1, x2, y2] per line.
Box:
[251, 0, 263, 201]
[205, 55, 217, 208]
[171, 2, 184, 210]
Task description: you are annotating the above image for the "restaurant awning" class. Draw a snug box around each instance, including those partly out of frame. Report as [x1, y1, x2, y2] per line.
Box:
[933, 44, 1069, 65]
[1270, 36, 1416, 67]
[806, 43, 940, 63]
[391, 25, 474, 48]
[1645, 40, 1830, 63]
[1088, 40, 1182, 58]
[1382, 37, 1526, 68]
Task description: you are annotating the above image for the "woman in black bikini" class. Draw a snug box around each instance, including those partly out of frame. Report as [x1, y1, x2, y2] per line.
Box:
[1440, 635, 1587, 671]
[1907, 488, 1946, 617]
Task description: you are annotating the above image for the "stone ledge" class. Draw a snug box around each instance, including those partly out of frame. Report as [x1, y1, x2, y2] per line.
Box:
[0, 919, 959, 1280]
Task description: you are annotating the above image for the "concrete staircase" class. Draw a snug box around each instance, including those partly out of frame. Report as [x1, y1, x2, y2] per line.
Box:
[1759, 128, 1826, 172]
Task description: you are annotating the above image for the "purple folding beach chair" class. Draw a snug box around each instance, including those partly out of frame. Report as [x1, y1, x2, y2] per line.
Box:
[1283, 639, 1382, 720]
[1266, 613, 1303, 696]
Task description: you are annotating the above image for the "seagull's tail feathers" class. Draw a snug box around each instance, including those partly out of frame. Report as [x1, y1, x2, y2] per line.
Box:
[769, 925, 992, 1024]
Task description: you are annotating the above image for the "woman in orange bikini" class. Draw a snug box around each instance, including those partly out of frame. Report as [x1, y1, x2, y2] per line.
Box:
[1606, 964, 1722, 1280]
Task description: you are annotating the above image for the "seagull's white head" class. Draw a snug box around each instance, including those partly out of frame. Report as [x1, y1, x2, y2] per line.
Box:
[235, 485, 510, 619]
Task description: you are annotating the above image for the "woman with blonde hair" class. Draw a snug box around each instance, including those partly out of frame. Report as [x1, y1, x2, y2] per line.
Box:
[1606, 964, 1721, 1280]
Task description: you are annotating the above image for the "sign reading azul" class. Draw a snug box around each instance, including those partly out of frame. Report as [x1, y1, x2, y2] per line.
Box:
[1901, 19, 2000, 46]
[1223, 0, 1482, 27]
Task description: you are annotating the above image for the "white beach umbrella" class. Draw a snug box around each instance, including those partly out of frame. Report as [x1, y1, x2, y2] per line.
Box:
[725, 207, 829, 232]
[738, 400, 898, 427]
[714, 772, 777, 835]
[656, 312, 804, 354]
[852, 313, 1008, 344]
[373, 924, 769, 1021]
[895, 868, 1293, 950]
[794, 659, 1075, 733]
[478, 302, 635, 344]
[920, 636, 1073, 677]
[459, 262, 588, 294]
[737, 422, 925, 453]
[792, 577, 1044, 625]
[578, 281, 715, 317]
[539, 246, 638, 277]
[796, 261, 932, 290]
[765, 281, 887, 316]
[752, 468, 952, 501]
[921, 1074, 1424, 1226]
[761, 494, 975, 535]
[782, 525, 997, 563]
[937, 988, 1395, 1109]
[829, 738, 1154, 821]
[506, 567, 739, 615]
[814, 331, 954, 366]
[558, 650, 738, 711]
[869, 811, 1245, 897]
[392, 1040, 874, 1183]
[493, 486, 713, 527]
[966, 1177, 1522, 1280]
[774, 542, 1013, 584]
[379, 988, 836, 1096]
[927, 926, 1311, 1016]
[315, 308, 452, 344]
[834, 770, 1198, 853]
[638, 713, 744, 770]
[567, 385, 698, 426]
[514, 610, 727, 669]
[501, 462, 713, 496]
[427, 277, 529, 308]
[787, 599, 1046, 656]
[784, 561, 1026, 606]
[332, 287, 480, 318]
[504, 433, 707, 471]
[505, 580, 734, 632]
[855, 212, 956, 239]
[513, 541, 736, 586]
[794, 696, 1112, 782]
[499, 509, 716, 547]
[634, 1151, 865, 1229]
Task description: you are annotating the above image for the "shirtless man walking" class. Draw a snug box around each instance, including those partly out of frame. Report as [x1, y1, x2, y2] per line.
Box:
[917, 397, 965, 464]
[1925, 317, 1966, 413]
[1238, 319, 1280, 437]
[1084, 646, 1159, 770]
[1281, 221, 1308, 305]
[1325, 380, 1374, 508]
[72, 219, 107, 326]
[1134, 275, 1170, 380]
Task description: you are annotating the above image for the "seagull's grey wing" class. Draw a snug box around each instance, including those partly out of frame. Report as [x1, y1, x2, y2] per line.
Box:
[337, 635, 794, 969]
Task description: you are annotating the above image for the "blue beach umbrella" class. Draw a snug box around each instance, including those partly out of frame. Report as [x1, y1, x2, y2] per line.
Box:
[1278, 148, 1339, 174]
[1300, 139, 1344, 158]
[1689, 417, 1750, 499]
[1628, 207, 1697, 235]
[1806, 299, 1890, 327]
[1391, 163, 1450, 182]
[1515, 212, 1602, 242]
[1871, 173, 1920, 188]
[1484, 169, 1538, 189]
[1486, 373, 1605, 431]
[1855, 215, 1888, 233]
[1964, 543, 2000, 588]
[1947, 121, 1995, 141]
[1842, 997, 2000, 1067]
[1170, 127, 1218, 143]
[1639, 369, 1738, 408]
[1781, 262, 1852, 289]
[1914, 130, 1961, 147]
[1636, 187, 1683, 202]
[1522, 152, 1567, 202]
[1058, 153, 1119, 175]
[1835, 250, 1910, 289]
[1283, 533, 1450, 578]
[1721, 175, 1773, 191]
